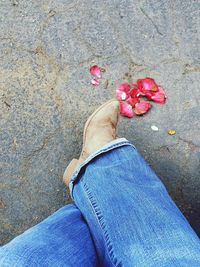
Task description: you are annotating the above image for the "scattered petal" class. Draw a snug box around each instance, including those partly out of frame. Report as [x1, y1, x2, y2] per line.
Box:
[113, 78, 166, 119]
[146, 86, 167, 104]
[117, 83, 131, 93]
[151, 125, 159, 131]
[168, 129, 176, 135]
[137, 77, 159, 94]
[91, 79, 100, 86]
[130, 88, 141, 98]
[143, 90, 154, 99]
[158, 86, 167, 98]
[90, 65, 101, 78]
[119, 101, 135, 118]
[134, 101, 151, 115]
[127, 97, 140, 107]
[116, 90, 127, 101]
[151, 91, 166, 104]
[115, 83, 131, 101]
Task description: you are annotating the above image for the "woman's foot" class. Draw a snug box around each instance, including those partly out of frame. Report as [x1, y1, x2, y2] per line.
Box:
[63, 100, 119, 186]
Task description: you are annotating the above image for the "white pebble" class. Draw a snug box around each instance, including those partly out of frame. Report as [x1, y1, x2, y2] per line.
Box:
[151, 125, 159, 131]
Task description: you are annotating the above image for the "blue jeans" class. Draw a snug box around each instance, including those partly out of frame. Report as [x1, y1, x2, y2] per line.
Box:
[0, 139, 200, 266]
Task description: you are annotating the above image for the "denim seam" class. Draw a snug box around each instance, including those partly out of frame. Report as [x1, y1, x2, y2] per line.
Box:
[82, 181, 123, 267]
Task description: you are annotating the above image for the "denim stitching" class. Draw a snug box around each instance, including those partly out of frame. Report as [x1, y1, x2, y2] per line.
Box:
[82, 182, 123, 267]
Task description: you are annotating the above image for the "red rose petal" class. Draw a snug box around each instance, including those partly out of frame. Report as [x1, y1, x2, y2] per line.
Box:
[127, 97, 140, 107]
[151, 92, 166, 104]
[91, 79, 100, 86]
[130, 88, 141, 98]
[144, 91, 155, 99]
[137, 77, 159, 93]
[158, 86, 167, 98]
[119, 101, 135, 118]
[115, 83, 131, 101]
[114, 78, 166, 118]
[116, 90, 127, 101]
[90, 65, 101, 78]
[117, 83, 131, 93]
[134, 101, 151, 115]
[146, 86, 167, 104]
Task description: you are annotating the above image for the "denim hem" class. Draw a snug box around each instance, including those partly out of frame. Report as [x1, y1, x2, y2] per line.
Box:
[69, 138, 135, 198]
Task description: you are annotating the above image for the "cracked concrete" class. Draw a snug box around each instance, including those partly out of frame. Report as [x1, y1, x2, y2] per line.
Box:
[0, 0, 200, 244]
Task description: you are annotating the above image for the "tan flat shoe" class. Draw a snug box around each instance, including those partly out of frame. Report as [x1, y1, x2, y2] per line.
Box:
[79, 99, 119, 162]
[63, 100, 119, 187]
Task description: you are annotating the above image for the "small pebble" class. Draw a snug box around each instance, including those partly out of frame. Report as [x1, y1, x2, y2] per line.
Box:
[101, 67, 106, 72]
[151, 125, 159, 131]
[168, 129, 176, 135]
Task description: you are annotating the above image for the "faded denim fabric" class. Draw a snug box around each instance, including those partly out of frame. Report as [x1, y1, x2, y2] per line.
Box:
[0, 204, 99, 266]
[0, 138, 200, 266]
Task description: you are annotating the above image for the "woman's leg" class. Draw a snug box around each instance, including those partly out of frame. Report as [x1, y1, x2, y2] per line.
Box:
[70, 139, 200, 267]
[0, 204, 99, 267]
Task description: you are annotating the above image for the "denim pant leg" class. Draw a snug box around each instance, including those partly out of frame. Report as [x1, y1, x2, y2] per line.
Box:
[70, 138, 200, 267]
[0, 204, 99, 267]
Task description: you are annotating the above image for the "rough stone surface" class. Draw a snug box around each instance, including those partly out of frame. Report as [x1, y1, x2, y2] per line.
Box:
[0, 0, 199, 244]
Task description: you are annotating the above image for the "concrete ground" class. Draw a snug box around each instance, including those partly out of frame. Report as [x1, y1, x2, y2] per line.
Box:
[0, 0, 199, 245]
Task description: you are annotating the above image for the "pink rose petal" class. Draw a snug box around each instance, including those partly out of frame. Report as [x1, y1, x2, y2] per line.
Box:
[134, 101, 151, 115]
[119, 101, 135, 118]
[145, 86, 167, 104]
[91, 79, 100, 86]
[115, 83, 131, 101]
[117, 83, 131, 93]
[151, 92, 166, 104]
[127, 97, 140, 107]
[90, 65, 101, 78]
[116, 90, 127, 101]
[137, 77, 159, 94]
[130, 88, 141, 98]
[158, 86, 167, 98]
